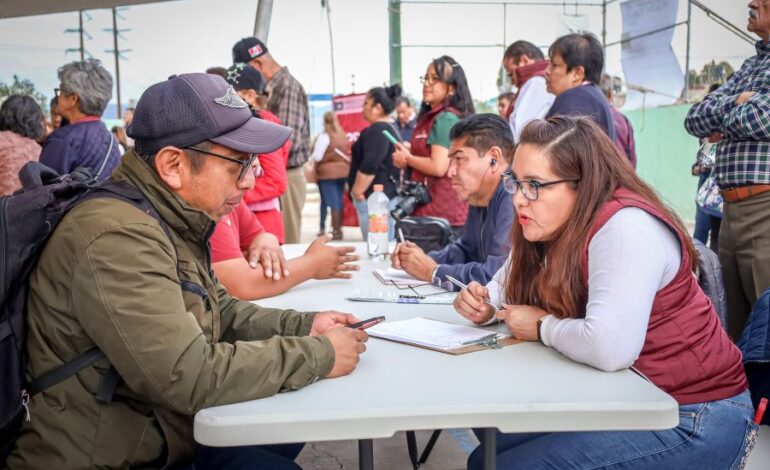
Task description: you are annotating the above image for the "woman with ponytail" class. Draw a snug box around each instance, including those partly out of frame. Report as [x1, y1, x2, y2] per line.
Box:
[348, 84, 404, 239]
[392, 55, 475, 233]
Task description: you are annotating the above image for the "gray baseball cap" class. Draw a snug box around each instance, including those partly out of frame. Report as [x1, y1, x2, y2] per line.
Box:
[127, 73, 292, 155]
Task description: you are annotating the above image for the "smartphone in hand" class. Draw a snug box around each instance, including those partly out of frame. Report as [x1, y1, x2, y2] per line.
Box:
[347, 316, 385, 330]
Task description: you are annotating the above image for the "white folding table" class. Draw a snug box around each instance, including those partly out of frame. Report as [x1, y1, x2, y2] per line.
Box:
[195, 243, 678, 469]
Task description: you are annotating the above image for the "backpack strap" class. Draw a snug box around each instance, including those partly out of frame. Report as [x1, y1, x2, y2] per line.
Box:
[26, 180, 179, 403]
[26, 347, 104, 396]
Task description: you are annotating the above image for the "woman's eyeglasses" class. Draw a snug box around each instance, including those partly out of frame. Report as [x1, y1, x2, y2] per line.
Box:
[419, 75, 442, 85]
[501, 171, 579, 201]
[185, 146, 260, 181]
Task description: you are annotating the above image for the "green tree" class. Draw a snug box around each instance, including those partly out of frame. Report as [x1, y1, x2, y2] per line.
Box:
[0, 75, 49, 115]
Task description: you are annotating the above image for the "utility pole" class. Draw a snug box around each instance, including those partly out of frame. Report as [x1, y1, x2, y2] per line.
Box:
[323, 0, 337, 94]
[78, 11, 85, 60]
[388, 0, 402, 86]
[65, 10, 91, 60]
[104, 7, 131, 119]
[684, 0, 692, 101]
[253, 0, 274, 41]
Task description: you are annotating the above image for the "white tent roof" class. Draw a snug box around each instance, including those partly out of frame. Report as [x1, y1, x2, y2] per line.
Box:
[1, 0, 178, 19]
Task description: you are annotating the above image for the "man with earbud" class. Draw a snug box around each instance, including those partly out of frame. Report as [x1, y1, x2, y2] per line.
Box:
[392, 114, 515, 291]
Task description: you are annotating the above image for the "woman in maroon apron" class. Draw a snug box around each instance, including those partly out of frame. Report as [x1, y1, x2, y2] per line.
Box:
[392, 55, 475, 229]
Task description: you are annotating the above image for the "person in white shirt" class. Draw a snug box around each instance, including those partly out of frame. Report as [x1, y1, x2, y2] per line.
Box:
[501, 40, 555, 143]
[453, 116, 751, 470]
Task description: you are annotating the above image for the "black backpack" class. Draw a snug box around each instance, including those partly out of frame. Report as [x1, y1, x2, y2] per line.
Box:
[0, 162, 170, 462]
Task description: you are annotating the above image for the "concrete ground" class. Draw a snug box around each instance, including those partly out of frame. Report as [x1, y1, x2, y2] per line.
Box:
[296, 430, 475, 470]
[295, 185, 769, 470]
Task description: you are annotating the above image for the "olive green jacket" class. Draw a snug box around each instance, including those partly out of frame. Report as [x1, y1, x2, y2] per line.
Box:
[7, 150, 335, 469]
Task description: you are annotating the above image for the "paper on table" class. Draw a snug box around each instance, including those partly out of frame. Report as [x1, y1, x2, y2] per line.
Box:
[373, 268, 424, 286]
[367, 317, 509, 352]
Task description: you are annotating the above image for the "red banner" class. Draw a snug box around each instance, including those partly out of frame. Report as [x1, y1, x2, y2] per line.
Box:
[332, 93, 370, 227]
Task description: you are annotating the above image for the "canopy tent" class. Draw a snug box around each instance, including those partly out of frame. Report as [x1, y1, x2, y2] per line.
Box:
[0, 0, 179, 19]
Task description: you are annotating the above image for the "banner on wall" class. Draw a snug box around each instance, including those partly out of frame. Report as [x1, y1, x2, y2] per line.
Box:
[620, 0, 684, 109]
[332, 93, 370, 227]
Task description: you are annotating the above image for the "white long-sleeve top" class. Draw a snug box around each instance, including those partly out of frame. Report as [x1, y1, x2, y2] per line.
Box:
[310, 132, 330, 162]
[487, 207, 681, 372]
[509, 76, 555, 144]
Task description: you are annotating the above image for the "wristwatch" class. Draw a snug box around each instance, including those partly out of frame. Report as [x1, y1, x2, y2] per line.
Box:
[536, 318, 545, 345]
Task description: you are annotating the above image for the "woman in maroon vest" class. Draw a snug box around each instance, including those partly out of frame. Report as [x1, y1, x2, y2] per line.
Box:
[456, 117, 755, 469]
[392, 55, 475, 231]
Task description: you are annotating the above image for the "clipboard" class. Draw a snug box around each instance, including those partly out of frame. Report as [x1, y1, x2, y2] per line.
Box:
[373, 268, 424, 287]
[366, 317, 523, 355]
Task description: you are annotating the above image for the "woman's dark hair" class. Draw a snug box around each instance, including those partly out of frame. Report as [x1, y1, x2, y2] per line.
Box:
[449, 113, 515, 163]
[367, 83, 402, 114]
[504, 116, 696, 319]
[395, 96, 412, 108]
[503, 40, 544, 63]
[0, 95, 45, 140]
[419, 55, 475, 119]
[548, 33, 604, 85]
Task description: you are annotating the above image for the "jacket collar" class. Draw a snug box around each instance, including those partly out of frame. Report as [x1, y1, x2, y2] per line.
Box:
[112, 150, 216, 246]
[757, 39, 770, 56]
[514, 59, 549, 88]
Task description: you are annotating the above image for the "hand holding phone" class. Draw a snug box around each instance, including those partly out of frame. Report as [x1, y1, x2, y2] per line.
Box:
[347, 316, 386, 330]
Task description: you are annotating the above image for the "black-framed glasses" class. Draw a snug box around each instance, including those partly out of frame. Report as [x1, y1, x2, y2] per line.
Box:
[185, 145, 258, 181]
[501, 171, 579, 201]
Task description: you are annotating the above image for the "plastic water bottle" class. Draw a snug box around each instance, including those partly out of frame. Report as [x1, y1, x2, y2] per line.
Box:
[367, 184, 390, 259]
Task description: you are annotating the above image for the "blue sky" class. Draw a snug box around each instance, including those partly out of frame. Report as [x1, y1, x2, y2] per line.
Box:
[0, 0, 756, 116]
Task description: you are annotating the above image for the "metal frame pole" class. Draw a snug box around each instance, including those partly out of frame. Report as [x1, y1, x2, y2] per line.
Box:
[253, 0, 274, 41]
[602, 0, 607, 52]
[389, 0, 402, 85]
[325, 1, 337, 94]
[111, 7, 121, 119]
[684, 0, 692, 101]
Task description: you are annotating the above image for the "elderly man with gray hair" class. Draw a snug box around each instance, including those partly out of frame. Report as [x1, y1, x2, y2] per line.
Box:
[39, 59, 121, 180]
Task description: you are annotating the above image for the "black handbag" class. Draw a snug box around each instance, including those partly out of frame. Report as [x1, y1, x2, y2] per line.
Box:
[395, 216, 452, 253]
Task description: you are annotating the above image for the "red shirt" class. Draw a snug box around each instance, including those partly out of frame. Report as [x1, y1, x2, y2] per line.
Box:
[243, 109, 289, 242]
[210, 200, 265, 263]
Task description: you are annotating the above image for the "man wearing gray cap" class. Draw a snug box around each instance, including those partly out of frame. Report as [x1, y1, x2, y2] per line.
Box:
[7, 73, 367, 470]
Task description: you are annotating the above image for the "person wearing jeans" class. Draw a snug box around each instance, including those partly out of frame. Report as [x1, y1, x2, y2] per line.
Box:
[311, 111, 349, 239]
[455, 117, 753, 470]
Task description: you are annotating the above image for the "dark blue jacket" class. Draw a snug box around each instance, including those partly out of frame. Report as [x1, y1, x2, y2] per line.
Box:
[545, 83, 617, 143]
[738, 287, 770, 364]
[429, 180, 513, 290]
[737, 287, 770, 425]
[40, 118, 121, 181]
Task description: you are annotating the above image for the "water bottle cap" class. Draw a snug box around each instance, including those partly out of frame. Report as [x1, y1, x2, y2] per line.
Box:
[373, 184, 384, 192]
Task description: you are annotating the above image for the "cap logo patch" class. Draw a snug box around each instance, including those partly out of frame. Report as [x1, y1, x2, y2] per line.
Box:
[248, 44, 263, 58]
[226, 63, 247, 84]
[214, 85, 248, 109]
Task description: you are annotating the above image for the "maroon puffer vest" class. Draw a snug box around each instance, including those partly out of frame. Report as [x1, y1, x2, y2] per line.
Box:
[583, 188, 747, 404]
